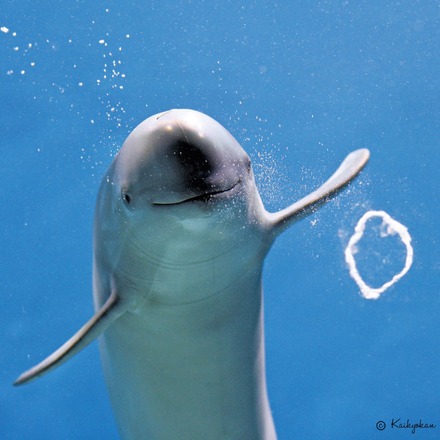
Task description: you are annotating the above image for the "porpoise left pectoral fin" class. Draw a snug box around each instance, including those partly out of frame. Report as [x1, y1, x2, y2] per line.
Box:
[268, 149, 370, 234]
[14, 291, 126, 386]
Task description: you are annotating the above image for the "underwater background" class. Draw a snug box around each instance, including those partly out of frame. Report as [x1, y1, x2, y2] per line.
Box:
[1, 1, 439, 439]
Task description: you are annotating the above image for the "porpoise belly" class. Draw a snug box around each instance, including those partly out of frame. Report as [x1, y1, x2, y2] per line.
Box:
[99, 280, 276, 440]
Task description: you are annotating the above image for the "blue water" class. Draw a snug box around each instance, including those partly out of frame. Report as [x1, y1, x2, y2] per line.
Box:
[2, 1, 439, 439]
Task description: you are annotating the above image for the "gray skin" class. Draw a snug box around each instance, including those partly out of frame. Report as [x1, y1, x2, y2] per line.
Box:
[15, 109, 370, 440]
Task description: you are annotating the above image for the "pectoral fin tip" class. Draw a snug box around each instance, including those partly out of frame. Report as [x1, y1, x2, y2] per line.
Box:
[13, 292, 124, 386]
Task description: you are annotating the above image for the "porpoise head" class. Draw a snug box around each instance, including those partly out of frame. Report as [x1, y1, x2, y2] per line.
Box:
[93, 109, 268, 307]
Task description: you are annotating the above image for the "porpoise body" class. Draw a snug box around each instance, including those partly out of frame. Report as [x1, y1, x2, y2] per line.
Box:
[15, 109, 370, 440]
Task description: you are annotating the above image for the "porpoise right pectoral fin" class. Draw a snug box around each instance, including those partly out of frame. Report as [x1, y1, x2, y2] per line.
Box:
[14, 291, 126, 386]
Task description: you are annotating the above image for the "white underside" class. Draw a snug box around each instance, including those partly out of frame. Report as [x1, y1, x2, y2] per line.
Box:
[99, 271, 277, 440]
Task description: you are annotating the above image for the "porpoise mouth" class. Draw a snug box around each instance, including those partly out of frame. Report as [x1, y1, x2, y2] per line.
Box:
[153, 180, 241, 206]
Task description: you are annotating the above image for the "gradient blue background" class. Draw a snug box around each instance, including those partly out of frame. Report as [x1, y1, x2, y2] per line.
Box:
[2, 1, 439, 439]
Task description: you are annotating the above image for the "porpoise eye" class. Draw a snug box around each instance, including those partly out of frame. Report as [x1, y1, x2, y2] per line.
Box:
[122, 193, 131, 205]
[246, 158, 252, 173]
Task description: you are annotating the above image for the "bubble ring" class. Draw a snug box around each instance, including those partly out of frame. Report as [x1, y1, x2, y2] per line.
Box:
[344, 210, 413, 299]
